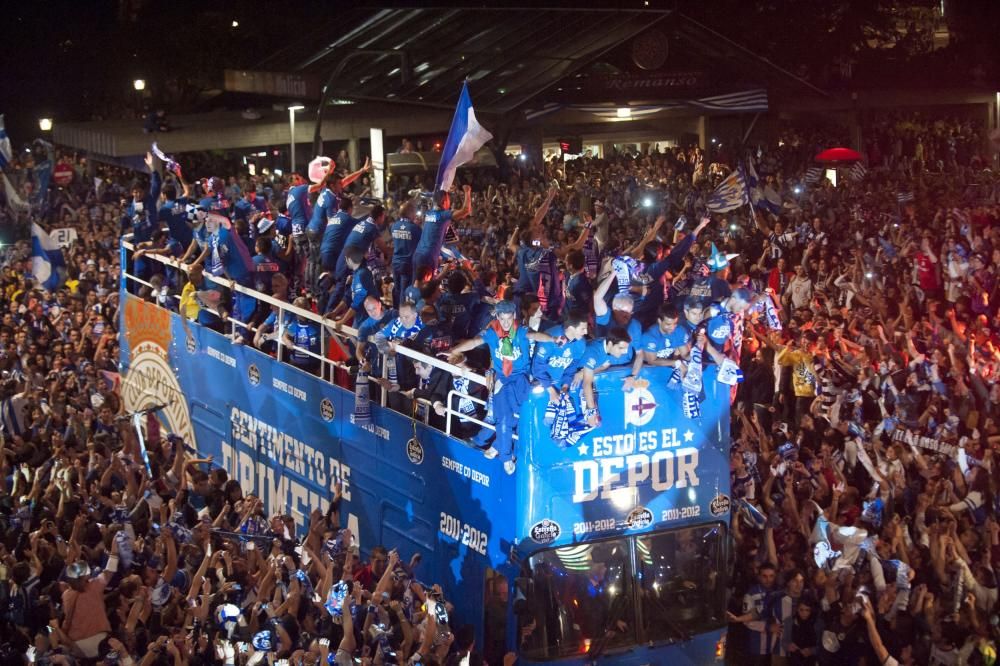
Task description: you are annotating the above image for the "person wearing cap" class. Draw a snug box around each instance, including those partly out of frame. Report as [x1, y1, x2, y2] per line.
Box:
[412, 185, 473, 280]
[447, 299, 560, 475]
[390, 200, 423, 308]
[59, 532, 123, 658]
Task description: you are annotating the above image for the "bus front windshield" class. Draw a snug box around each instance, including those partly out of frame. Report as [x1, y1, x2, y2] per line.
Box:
[518, 524, 726, 661]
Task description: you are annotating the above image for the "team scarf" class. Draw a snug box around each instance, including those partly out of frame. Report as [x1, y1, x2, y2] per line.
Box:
[151, 142, 183, 178]
[488, 319, 519, 377]
[354, 371, 372, 425]
[550, 392, 597, 447]
[535, 248, 564, 319]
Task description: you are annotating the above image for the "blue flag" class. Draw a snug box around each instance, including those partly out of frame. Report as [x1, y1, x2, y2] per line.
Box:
[706, 167, 748, 213]
[435, 82, 493, 192]
[31, 223, 65, 291]
[0, 115, 11, 169]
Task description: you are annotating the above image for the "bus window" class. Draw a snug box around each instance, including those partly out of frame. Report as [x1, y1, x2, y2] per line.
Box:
[519, 539, 633, 661]
[483, 570, 508, 666]
[636, 523, 727, 642]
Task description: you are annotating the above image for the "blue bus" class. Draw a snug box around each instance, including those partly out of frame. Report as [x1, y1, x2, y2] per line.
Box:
[119, 240, 731, 664]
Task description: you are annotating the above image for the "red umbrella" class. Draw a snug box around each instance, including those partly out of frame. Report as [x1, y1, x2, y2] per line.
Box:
[815, 147, 863, 163]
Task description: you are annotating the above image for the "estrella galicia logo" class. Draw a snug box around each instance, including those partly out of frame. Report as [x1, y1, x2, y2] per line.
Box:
[626, 506, 654, 530]
[710, 494, 731, 516]
[529, 519, 562, 544]
[185, 335, 197, 354]
[406, 438, 424, 465]
[320, 398, 335, 422]
[247, 364, 261, 387]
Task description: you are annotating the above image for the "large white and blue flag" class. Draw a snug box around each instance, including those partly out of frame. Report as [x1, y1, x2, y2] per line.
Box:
[435, 82, 493, 192]
[746, 157, 782, 215]
[31, 223, 66, 291]
[0, 115, 11, 170]
[706, 166, 748, 213]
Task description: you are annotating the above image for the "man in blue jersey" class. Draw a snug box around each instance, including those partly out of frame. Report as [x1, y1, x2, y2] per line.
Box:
[728, 562, 778, 665]
[628, 303, 691, 381]
[531, 309, 588, 406]
[306, 161, 370, 295]
[390, 201, 422, 307]
[563, 250, 594, 314]
[329, 246, 376, 328]
[286, 179, 312, 294]
[320, 197, 357, 276]
[123, 153, 162, 291]
[593, 270, 643, 364]
[412, 185, 472, 279]
[233, 188, 268, 227]
[157, 178, 194, 254]
[579, 328, 633, 426]
[329, 205, 390, 309]
[447, 300, 559, 474]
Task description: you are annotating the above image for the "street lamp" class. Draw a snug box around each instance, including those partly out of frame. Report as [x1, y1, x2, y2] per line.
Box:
[133, 79, 146, 91]
[38, 118, 53, 132]
[288, 105, 305, 172]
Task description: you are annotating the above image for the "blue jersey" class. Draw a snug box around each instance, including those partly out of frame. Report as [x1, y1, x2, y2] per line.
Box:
[531, 325, 584, 388]
[199, 193, 229, 214]
[252, 254, 281, 294]
[344, 216, 380, 252]
[515, 245, 544, 293]
[234, 196, 268, 224]
[285, 184, 311, 236]
[565, 272, 593, 313]
[414, 208, 452, 260]
[742, 584, 776, 656]
[320, 211, 356, 263]
[581, 339, 630, 371]
[640, 324, 690, 360]
[287, 321, 320, 365]
[349, 264, 376, 314]
[480, 324, 531, 377]
[594, 310, 642, 362]
[159, 197, 193, 248]
[308, 188, 338, 235]
[390, 218, 422, 268]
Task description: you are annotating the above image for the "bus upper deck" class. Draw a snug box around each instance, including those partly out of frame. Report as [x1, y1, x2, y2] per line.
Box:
[118, 238, 732, 664]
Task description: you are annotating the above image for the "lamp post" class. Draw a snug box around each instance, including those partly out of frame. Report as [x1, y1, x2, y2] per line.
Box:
[288, 105, 305, 173]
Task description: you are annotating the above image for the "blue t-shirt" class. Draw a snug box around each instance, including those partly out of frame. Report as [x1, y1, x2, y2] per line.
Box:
[414, 208, 452, 259]
[515, 245, 544, 293]
[480, 324, 531, 377]
[252, 254, 281, 294]
[565, 272, 593, 314]
[308, 188, 339, 235]
[320, 211, 356, 262]
[349, 264, 376, 314]
[286, 184, 311, 236]
[233, 196, 268, 224]
[640, 324, 690, 360]
[159, 197, 193, 248]
[390, 218, 422, 269]
[531, 325, 585, 387]
[221, 230, 254, 284]
[343, 216, 381, 252]
[582, 338, 630, 371]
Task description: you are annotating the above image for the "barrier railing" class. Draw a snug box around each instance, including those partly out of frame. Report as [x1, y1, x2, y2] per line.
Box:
[120, 238, 494, 441]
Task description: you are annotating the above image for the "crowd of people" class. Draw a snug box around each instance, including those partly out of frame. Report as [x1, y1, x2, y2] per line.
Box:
[0, 107, 999, 664]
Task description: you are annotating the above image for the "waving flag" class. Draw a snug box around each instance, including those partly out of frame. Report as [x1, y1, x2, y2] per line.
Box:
[804, 167, 823, 184]
[2, 174, 28, 212]
[746, 157, 782, 215]
[0, 115, 11, 169]
[31, 223, 66, 291]
[706, 166, 748, 213]
[849, 162, 867, 182]
[897, 191, 914, 203]
[435, 82, 493, 192]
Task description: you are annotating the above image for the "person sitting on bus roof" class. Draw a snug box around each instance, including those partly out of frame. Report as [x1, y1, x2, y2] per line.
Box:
[447, 299, 560, 475]
[531, 309, 589, 408]
[578, 327, 633, 427]
[628, 302, 692, 386]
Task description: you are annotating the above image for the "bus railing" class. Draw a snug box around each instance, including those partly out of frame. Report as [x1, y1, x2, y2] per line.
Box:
[120, 238, 495, 442]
